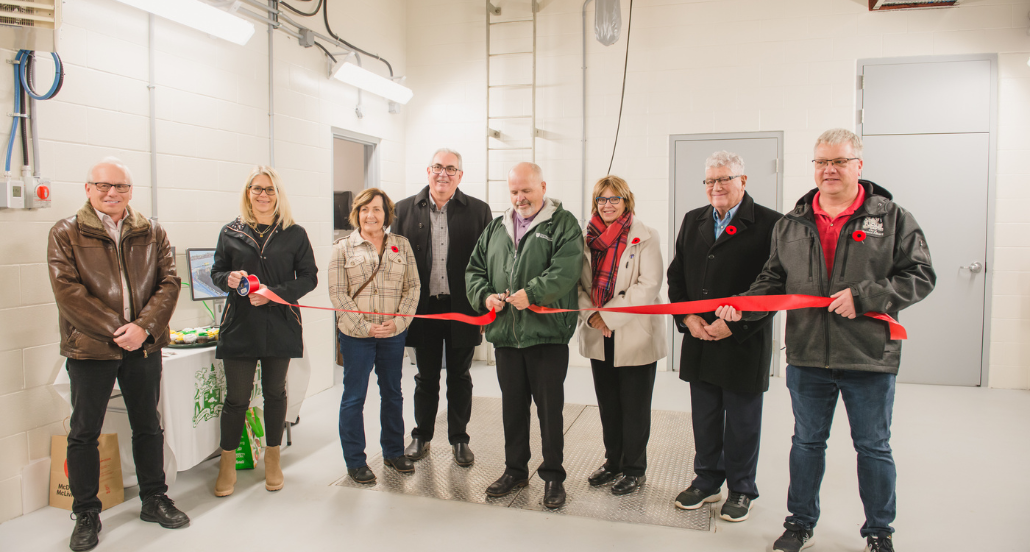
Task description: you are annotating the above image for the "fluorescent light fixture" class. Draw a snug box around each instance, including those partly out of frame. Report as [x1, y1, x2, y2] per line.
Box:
[331, 60, 414, 105]
[113, 0, 256, 46]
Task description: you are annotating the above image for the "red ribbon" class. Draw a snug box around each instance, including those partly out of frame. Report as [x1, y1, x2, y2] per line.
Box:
[242, 277, 906, 340]
[530, 295, 906, 340]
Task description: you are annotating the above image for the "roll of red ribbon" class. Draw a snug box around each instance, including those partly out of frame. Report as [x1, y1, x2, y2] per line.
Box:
[237, 274, 260, 296]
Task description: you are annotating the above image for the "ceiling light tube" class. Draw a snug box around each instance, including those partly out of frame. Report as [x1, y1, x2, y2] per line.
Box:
[112, 0, 256, 46]
[330, 60, 413, 105]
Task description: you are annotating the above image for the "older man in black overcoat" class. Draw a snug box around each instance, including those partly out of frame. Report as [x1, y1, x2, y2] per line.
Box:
[667, 150, 781, 523]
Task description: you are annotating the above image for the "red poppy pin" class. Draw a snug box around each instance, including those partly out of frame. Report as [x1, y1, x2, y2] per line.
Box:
[853, 230, 866, 242]
[391, 245, 400, 253]
[725, 225, 737, 235]
[631, 237, 640, 245]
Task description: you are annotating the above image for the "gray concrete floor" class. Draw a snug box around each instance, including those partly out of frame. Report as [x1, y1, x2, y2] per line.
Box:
[2, 361, 1029, 552]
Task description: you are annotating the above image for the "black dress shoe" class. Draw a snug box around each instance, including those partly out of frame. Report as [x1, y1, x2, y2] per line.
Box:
[611, 474, 646, 495]
[384, 455, 415, 473]
[587, 464, 622, 486]
[69, 510, 101, 552]
[140, 494, 190, 529]
[348, 465, 376, 484]
[452, 443, 475, 467]
[542, 481, 566, 509]
[485, 473, 528, 497]
[404, 437, 430, 461]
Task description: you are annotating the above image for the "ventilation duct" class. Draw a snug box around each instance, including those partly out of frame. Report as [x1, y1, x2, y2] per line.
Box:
[0, 0, 60, 51]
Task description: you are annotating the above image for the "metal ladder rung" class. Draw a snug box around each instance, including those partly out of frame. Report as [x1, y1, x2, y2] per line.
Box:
[488, 84, 533, 89]
[490, 18, 534, 24]
[489, 115, 532, 119]
[489, 51, 533, 56]
[488, 147, 534, 151]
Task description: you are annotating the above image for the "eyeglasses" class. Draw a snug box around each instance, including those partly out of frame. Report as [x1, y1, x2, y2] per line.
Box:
[430, 164, 461, 176]
[702, 175, 741, 187]
[595, 196, 624, 205]
[88, 182, 132, 193]
[249, 185, 276, 196]
[812, 158, 859, 169]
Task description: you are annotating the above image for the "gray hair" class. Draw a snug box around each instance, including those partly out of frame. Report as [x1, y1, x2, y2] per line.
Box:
[429, 148, 463, 171]
[705, 151, 745, 175]
[508, 161, 543, 182]
[86, 156, 134, 185]
[814, 128, 863, 159]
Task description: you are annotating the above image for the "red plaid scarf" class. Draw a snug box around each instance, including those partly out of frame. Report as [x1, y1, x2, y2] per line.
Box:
[586, 211, 632, 307]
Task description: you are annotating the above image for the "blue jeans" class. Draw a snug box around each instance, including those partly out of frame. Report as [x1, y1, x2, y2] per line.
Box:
[785, 365, 897, 537]
[338, 330, 407, 469]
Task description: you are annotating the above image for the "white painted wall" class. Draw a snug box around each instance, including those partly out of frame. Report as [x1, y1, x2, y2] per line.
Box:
[0, 0, 406, 523]
[402, 0, 1030, 385]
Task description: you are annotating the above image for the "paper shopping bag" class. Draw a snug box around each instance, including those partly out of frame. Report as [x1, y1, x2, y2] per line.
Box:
[49, 434, 124, 511]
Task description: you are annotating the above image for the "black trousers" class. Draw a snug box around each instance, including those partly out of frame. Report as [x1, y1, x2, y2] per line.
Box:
[411, 296, 475, 444]
[66, 350, 167, 513]
[495, 344, 568, 483]
[220, 358, 290, 451]
[590, 335, 657, 477]
[690, 379, 764, 499]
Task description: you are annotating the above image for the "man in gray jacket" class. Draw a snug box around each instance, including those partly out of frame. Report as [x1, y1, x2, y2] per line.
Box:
[717, 129, 935, 552]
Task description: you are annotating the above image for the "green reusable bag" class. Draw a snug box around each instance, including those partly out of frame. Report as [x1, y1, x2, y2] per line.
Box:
[234, 407, 265, 470]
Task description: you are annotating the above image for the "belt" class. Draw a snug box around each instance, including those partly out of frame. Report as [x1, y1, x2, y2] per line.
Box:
[429, 294, 451, 300]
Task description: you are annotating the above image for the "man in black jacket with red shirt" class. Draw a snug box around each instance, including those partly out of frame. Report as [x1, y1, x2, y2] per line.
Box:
[393, 148, 492, 467]
[717, 129, 935, 552]
[668, 150, 781, 524]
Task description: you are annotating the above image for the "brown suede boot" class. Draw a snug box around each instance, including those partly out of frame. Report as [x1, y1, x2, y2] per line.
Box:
[214, 449, 237, 497]
[264, 446, 284, 491]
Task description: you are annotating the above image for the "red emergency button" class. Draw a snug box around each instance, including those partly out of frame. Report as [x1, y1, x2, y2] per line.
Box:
[36, 185, 50, 200]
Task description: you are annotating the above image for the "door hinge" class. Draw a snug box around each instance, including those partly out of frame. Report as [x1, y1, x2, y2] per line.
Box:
[775, 158, 780, 174]
[858, 109, 865, 124]
[858, 75, 864, 90]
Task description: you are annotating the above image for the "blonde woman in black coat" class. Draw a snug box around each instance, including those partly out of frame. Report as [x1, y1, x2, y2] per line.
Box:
[210, 166, 318, 497]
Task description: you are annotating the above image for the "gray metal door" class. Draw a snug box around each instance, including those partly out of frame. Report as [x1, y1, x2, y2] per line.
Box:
[668, 132, 783, 374]
[859, 55, 996, 386]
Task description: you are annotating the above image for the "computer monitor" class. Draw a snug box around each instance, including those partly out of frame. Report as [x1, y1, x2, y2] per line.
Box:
[185, 248, 228, 301]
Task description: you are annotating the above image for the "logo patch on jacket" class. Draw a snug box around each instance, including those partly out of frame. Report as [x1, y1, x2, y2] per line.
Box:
[534, 232, 553, 242]
[862, 217, 884, 237]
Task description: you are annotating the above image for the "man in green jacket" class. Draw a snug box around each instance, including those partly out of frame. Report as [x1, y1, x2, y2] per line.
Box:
[466, 162, 584, 509]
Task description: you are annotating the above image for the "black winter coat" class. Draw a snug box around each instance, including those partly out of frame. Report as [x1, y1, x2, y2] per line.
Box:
[211, 218, 318, 359]
[667, 192, 781, 393]
[392, 186, 492, 348]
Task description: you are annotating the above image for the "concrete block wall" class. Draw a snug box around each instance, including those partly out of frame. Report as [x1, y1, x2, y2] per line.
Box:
[402, 0, 1030, 384]
[0, 0, 407, 523]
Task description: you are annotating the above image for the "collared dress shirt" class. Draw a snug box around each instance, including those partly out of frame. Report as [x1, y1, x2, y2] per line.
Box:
[713, 202, 742, 241]
[428, 197, 450, 296]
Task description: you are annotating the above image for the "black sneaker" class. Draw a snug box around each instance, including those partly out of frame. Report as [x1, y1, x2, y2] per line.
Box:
[140, 494, 190, 529]
[719, 491, 753, 522]
[69, 510, 101, 551]
[866, 533, 895, 552]
[773, 522, 814, 552]
[674, 485, 721, 510]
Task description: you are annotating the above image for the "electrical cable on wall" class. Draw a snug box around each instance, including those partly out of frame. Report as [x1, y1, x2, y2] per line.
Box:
[314, 41, 336, 63]
[7, 50, 63, 175]
[281, 0, 322, 17]
[607, 0, 633, 175]
[321, 0, 393, 76]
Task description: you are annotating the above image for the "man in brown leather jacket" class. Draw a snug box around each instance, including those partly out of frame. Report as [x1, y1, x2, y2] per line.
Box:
[48, 157, 189, 552]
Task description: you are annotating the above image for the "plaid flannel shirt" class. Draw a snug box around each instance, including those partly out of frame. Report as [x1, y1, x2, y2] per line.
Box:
[329, 231, 421, 338]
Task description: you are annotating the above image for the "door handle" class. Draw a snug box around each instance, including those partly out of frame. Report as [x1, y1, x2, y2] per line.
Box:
[960, 262, 983, 274]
